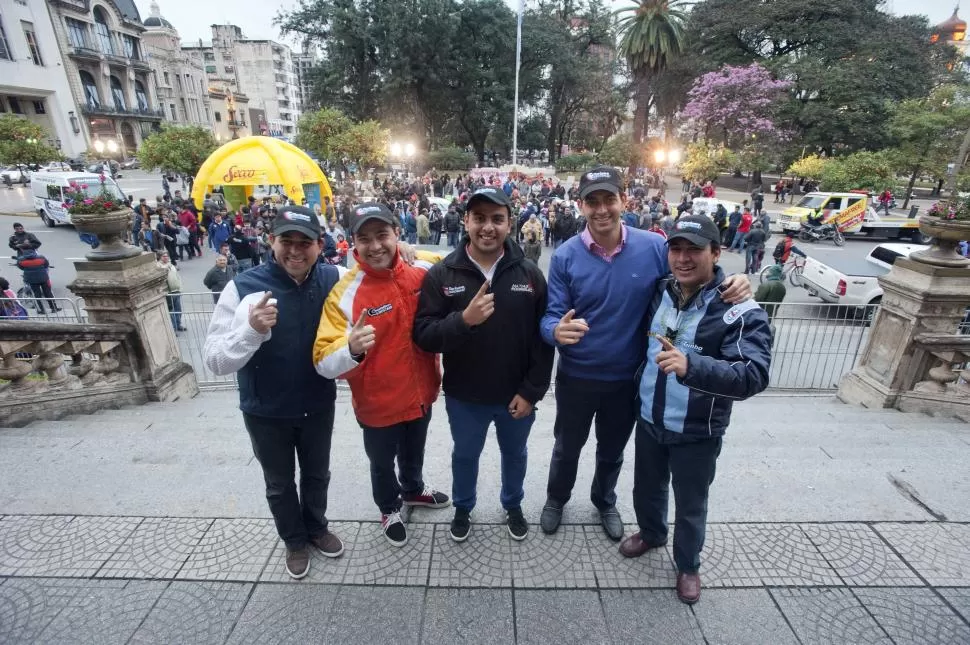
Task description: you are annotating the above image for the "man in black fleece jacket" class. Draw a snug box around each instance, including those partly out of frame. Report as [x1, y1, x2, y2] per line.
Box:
[413, 186, 554, 543]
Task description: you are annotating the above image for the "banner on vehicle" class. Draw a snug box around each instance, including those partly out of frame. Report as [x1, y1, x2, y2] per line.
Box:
[832, 199, 867, 233]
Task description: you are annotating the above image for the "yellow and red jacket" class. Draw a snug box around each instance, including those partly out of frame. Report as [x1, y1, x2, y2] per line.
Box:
[313, 249, 441, 428]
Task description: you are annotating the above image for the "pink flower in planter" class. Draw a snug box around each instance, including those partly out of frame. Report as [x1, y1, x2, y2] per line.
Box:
[104, 202, 113, 208]
[99, 174, 107, 182]
[80, 184, 88, 189]
[61, 203, 68, 208]
[83, 199, 93, 205]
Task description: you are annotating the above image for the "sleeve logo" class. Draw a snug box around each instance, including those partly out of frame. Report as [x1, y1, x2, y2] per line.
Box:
[723, 299, 760, 325]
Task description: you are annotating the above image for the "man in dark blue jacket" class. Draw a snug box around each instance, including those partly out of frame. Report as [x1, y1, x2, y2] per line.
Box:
[203, 206, 345, 580]
[620, 215, 772, 605]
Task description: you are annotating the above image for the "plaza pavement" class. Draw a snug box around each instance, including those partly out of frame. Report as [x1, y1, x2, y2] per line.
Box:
[0, 390, 969, 644]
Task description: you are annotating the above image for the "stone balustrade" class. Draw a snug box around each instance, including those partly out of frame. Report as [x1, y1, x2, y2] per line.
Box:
[0, 321, 148, 426]
[899, 333, 970, 412]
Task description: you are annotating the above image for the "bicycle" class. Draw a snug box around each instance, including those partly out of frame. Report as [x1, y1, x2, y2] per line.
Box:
[760, 255, 806, 287]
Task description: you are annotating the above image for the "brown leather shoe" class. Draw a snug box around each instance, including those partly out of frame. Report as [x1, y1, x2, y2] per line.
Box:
[285, 547, 310, 579]
[676, 572, 701, 604]
[619, 532, 667, 558]
[310, 532, 344, 558]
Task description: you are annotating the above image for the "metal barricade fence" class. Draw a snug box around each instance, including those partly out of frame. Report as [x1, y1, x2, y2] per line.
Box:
[0, 291, 879, 392]
[0, 296, 85, 322]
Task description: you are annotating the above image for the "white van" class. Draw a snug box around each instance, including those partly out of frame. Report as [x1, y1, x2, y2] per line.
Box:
[31, 171, 125, 227]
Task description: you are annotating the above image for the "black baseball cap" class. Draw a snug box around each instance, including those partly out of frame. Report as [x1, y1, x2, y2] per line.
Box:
[465, 186, 512, 216]
[578, 165, 623, 199]
[667, 215, 721, 247]
[350, 202, 397, 234]
[272, 205, 320, 240]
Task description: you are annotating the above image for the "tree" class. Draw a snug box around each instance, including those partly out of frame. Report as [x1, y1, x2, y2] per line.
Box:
[137, 125, 217, 176]
[295, 108, 353, 162]
[787, 155, 829, 181]
[616, 0, 688, 149]
[679, 63, 791, 186]
[679, 142, 737, 183]
[820, 151, 894, 192]
[334, 120, 388, 170]
[598, 134, 640, 170]
[885, 86, 970, 207]
[0, 116, 61, 166]
[427, 146, 475, 170]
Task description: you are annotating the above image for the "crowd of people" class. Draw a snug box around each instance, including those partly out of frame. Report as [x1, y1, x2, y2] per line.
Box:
[200, 164, 774, 608]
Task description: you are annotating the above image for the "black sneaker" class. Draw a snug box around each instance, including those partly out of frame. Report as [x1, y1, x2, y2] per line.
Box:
[381, 511, 408, 547]
[450, 508, 471, 542]
[506, 506, 529, 541]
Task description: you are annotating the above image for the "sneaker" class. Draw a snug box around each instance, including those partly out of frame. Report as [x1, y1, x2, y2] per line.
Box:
[309, 532, 344, 558]
[450, 508, 471, 542]
[403, 485, 451, 509]
[285, 546, 310, 579]
[381, 511, 408, 547]
[506, 506, 529, 541]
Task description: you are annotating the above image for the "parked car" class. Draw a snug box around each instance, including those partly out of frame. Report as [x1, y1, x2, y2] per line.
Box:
[85, 160, 121, 178]
[65, 157, 87, 171]
[36, 161, 72, 173]
[0, 165, 30, 184]
[120, 158, 140, 170]
[798, 242, 929, 321]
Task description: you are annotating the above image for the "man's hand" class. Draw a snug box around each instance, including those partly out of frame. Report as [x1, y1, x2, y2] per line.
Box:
[248, 291, 278, 334]
[553, 309, 589, 345]
[348, 310, 376, 356]
[508, 394, 534, 420]
[462, 281, 494, 327]
[397, 241, 416, 265]
[655, 335, 688, 378]
[719, 273, 753, 304]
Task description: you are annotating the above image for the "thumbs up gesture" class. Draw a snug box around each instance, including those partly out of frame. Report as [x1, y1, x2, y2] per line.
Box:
[248, 291, 278, 334]
[348, 310, 376, 356]
[553, 308, 589, 345]
[462, 281, 495, 327]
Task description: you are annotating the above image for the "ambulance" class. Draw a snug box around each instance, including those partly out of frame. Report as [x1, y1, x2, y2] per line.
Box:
[777, 192, 927, 242]
[31, 171, 126, 227]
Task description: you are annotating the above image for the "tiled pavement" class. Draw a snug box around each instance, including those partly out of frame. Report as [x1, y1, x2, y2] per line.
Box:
[1, 516, 969, 644]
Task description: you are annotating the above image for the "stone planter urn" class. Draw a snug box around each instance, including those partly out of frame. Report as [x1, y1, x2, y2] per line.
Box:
[71, 209, 142, 261]
[910, 216, 970, 268]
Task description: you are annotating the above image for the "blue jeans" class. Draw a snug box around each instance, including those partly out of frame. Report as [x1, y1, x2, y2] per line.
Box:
[165, 293, 182, 329]
[729, 230, 746, 252]
[447, 231, 458, 248]
[445, 397, 535, 512]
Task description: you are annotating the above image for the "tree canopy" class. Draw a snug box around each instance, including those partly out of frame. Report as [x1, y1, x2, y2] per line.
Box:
[0, 116, 62, 166]
[137, 125, 217, 177]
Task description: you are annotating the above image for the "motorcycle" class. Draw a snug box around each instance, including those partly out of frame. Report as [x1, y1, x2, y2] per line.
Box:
[799, 222, 845, 246]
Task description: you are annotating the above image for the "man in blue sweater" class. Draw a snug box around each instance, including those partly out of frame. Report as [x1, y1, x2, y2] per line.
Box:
[621, 215, 771, 605]
[538, 166, 750, 541]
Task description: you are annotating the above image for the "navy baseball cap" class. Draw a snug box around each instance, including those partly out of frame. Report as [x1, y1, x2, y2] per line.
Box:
[350, 202, 397, 234]
[466, 186, 512, 216]
[578, 165, 623, 199]
[272, 206, 320, 240]
[667, 215, 721, 247]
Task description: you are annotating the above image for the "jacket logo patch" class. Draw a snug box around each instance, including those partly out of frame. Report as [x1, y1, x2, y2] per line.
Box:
[510, 283, 534, 294]
[723, 300, 760, 325]
[367, 303, 393, 317]
[442, 285, 466, 296]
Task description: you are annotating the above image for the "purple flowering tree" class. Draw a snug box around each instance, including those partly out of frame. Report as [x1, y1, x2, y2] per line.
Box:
[678, 63, 791, 186]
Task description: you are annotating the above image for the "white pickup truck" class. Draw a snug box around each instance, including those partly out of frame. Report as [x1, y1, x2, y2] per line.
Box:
[797, 242, 929, 314]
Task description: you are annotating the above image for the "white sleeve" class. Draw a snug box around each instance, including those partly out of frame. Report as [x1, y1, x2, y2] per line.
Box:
[202, 282, 273, 376]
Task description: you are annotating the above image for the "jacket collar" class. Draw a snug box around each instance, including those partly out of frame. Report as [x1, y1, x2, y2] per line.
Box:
[664, 266, 726, 311]
[266, 252, 321, 286]
[353, 248, 402, 279]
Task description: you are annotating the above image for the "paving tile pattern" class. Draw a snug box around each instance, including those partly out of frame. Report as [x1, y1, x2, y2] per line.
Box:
[1, 516, 970, 644]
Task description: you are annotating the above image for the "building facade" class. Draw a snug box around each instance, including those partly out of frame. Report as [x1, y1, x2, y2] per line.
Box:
[208, 88, 251, 142]
[45, 0, 163, 156]
[0, 0, 88, 157]
[183, 25, 301, 142]
[293, 48, 318, 112]
[141, 1, 212, 130]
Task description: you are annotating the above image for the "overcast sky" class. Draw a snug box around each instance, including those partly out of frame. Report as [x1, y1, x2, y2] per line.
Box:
[137, 0, 962, 49]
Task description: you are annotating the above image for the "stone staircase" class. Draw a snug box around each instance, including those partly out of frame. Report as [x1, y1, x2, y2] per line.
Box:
[1, 392, 969, 644]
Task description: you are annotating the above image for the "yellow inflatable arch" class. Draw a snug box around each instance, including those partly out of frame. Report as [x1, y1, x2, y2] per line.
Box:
[191, 136, 333, 210]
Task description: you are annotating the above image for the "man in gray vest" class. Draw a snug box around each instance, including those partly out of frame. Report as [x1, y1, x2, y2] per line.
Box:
[203, 206, 344, 579]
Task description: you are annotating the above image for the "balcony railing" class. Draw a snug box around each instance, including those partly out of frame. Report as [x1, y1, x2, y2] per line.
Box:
[68, 46, 102, 61]
[129, 57, 151, 71]
[227, 119, 247, 128]
[79, 104, 165, 120]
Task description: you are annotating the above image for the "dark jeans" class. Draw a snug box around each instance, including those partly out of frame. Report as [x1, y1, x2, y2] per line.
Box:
[360, 411, 431, 514]
[546, 372, 637, 510]
[243, 408, 334, 549]
[165, 293, 182, 329]
[445, 396, 534, 511]
[28, 282, 57, 313]
[447, 231, 458, 248]
[633, 419, 722, 573]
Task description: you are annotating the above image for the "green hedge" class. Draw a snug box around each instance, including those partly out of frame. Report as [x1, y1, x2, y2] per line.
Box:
[555, 153, 598, 172]
[427, 147, 476, 170]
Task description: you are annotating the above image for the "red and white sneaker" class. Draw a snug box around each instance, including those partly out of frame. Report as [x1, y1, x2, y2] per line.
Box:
[403, 485, 451, 509]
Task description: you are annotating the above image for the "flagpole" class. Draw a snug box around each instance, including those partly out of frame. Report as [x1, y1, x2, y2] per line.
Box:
[512, 0, 524, 167]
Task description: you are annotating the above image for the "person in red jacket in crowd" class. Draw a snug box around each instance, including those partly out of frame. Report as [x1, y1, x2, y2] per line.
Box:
[728, 207, 754, 253]
[178, 207, 199, 259]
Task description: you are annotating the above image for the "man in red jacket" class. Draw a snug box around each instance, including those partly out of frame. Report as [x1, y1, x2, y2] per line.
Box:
[728, 207, 753, 252]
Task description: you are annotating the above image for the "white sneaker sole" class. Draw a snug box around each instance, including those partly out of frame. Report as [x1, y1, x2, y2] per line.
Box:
[404, 500, 452, 509]
[508, 526, 528, 541]
[450, 527, 470, 542]
[384, 531, 408, 548]
[285, 562, 310, 579]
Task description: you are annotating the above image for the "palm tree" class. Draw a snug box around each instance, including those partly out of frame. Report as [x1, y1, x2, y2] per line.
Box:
[616, 0, 688, 150]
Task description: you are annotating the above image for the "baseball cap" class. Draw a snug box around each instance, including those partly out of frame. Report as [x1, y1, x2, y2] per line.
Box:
[667, 215, 721, 247]
[272, 205, 320, 240]
[350, 202, 396, 234]
[578, 165, 623, 199]
[466, 186, 512, 215]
